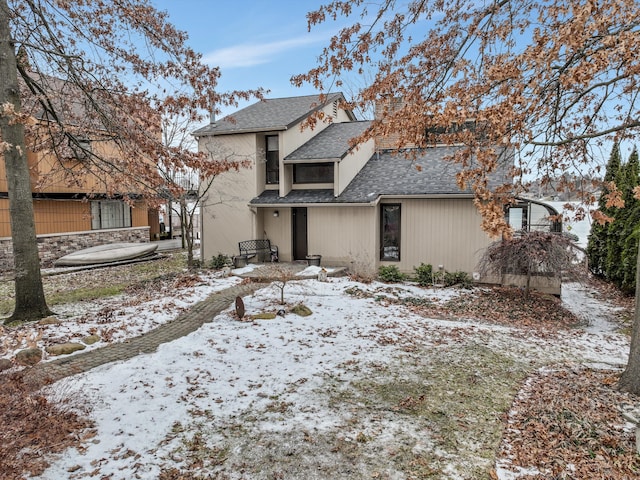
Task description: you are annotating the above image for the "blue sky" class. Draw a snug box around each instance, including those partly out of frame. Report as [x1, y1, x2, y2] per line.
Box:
[152, 1, 340, 115]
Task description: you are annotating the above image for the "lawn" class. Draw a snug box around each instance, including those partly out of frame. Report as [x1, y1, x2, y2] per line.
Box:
[1, 257, 638, 479]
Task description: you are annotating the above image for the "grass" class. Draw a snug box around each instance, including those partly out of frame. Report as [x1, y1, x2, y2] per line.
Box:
[0, 253, 188, 317]
[157, 342, 535, 479]
[323, 343, 533, 479]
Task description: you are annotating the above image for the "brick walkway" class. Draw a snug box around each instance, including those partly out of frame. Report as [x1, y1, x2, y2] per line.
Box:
[19, 282, 261, 389]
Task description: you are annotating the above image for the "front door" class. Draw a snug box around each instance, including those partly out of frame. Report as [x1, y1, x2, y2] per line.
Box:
[292, 207, 308, 260]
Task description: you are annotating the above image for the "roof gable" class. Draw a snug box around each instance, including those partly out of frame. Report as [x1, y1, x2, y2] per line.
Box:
[284, 121, 371, 162]
[193, 93, 351, 136]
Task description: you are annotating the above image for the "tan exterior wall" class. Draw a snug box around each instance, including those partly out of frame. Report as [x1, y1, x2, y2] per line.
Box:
[262, 207, 292, 260]
[307, 206, 377, 267]
[381, 198, 493, 275]
[0, 121, 155, 240]
[279, 102, 349, 197]
[336, 138, 375, 195]
[199, 133, 258, 261]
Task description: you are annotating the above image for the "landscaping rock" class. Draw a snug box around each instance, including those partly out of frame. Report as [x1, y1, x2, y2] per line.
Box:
[38, 316, 61, 325]
[82, 335, 101, 345]
[15, 348, 42, 366]
[46, 343, 86, 356]
[250, 312, 277, 320]
[0, 358, 13, 371]
[291, 304, 312, 317]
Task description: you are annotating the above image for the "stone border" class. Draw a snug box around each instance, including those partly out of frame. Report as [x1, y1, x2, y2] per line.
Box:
[15, 282, 261, 390]
[0, 227, 150, 272]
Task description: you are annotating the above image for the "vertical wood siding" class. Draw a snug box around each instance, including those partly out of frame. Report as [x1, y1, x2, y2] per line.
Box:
[0, 198, 150, 237]
[397, 198, 493, 274]
[307, 206, 377, 266]
[33, 200, 91, 234]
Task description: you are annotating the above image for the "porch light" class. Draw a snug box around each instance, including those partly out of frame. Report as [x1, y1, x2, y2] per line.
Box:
[273, 210, 279, 217]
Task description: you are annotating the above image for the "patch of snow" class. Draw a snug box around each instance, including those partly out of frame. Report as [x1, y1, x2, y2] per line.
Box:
[12, 276, 628, 479]
[230, 263, 262, 275]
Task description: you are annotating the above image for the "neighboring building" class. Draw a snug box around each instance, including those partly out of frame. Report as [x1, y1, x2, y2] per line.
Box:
[0, 78, 158, 272]
[195, 93, 521, 279]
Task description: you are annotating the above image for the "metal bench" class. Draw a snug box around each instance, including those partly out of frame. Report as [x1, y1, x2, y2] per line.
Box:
[238, 239, 278, 262]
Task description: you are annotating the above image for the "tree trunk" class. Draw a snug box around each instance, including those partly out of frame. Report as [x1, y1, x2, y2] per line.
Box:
[619, 239, 640, 394]
[180, 198, 194, 267]
[0, 1, 52, 323]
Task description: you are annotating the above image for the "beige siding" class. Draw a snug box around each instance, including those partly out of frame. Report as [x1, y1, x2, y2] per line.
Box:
[199, 134, 258, 261]
[307, 206, 377, 267]
[386, 198, 493, 274]
[262, 208, 292, 260]
[336, 138, 375, 195]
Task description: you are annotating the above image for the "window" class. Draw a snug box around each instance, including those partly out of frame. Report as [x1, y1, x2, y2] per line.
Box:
[266, 135, 279, 184]
[293, 163, 334, 183]
[507, 206, 527, 231]
[380, 204, 401, 261]
[67, 135, 92, 160]
[91, 200, 131, 229]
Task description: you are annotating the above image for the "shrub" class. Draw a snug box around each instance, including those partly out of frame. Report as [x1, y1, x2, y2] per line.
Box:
[378, 265, 406, 283]
[208, 253, 231, 269]
[444, 271, 472, 288]
[413, 263, 433, 286]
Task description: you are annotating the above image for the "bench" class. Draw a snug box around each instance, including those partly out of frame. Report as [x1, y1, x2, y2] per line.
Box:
[238, 239, 278, 262]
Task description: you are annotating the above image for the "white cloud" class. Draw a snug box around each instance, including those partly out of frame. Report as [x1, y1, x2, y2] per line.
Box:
[203, 33, 324, 69]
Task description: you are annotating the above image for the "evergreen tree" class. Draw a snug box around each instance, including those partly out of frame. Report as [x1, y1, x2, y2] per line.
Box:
[604, 154, 632, 284]
[587, 143, 622, 276]
[619, 147, 640, 292]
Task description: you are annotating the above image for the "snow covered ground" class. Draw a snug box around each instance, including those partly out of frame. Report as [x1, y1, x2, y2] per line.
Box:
[9, 271, 627, 479]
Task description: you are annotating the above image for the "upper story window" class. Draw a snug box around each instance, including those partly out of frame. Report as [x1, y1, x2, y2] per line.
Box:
[293, 163, 334, 184]
[266, 135, 279, 184]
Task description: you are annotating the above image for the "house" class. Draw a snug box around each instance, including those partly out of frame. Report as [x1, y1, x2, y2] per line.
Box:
[194, 93, 515, 278]
[0, 77, 159, 272]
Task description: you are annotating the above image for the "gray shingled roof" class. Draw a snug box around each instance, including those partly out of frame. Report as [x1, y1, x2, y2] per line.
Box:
[284, 121, 371, 162]
[250, 146, 513, 205]
[193, 93, 348, 136]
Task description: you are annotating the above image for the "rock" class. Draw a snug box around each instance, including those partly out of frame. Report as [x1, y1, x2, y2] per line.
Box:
[291, 304, 312, 317]
[250, 312, 277, 320]
[38, 316, 61, 325]
[82, 335, 101, 345]
[46, 343, 86, 356]
[0, 358, 13, 371]
[15, 348, 43, 366]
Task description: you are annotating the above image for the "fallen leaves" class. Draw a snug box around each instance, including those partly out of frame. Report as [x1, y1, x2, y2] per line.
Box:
[500, 366, 640, 479]
[412, 286, 582, 331]
[0, 376, 94, 480]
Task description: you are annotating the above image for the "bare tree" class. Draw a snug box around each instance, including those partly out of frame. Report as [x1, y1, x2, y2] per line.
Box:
[1, 0, 263, 322]
[294, 0, 640, 394]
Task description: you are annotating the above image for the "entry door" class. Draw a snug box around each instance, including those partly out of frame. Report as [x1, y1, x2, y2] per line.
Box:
[292, 207, 308, 260]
